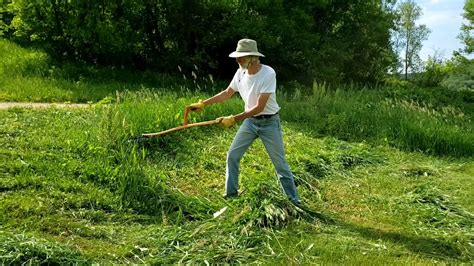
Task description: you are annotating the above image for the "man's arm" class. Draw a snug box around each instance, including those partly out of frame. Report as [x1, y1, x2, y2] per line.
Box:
[203, 87, 235, 106]
[233, 93, 271, 122]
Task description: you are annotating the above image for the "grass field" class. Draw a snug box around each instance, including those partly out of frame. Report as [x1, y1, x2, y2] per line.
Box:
[1, 38, 473, 264]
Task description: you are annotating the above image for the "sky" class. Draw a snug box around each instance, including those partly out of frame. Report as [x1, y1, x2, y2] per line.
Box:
[414, 0, 470, 60]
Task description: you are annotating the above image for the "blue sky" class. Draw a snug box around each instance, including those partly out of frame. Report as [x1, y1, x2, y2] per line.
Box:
[414, 0, 470, 60]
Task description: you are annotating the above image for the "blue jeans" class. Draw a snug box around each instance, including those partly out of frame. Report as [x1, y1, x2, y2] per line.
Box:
[225, 114, 300, 203]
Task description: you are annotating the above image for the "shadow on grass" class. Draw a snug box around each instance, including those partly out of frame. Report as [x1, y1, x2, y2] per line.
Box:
[299, 206, 463, 261]
[345, 222, 463, 260]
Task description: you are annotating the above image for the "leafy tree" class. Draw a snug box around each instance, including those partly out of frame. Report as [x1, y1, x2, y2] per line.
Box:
[0, 0, 13, 37]
[439, 0, 474, 91]
[393, 0, 431, 79]
[440, 55, 474, 90]
[459, 0, 474, 54]
[220, 0, 397, 84]
[5, 0, 397, 86]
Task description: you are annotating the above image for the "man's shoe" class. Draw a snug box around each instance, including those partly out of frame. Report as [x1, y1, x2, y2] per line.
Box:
[222, 193, 238, 200]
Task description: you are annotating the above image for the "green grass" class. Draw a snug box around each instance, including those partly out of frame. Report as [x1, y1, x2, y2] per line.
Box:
[1, 38, 473, 263]
[1, 97, 473, 263]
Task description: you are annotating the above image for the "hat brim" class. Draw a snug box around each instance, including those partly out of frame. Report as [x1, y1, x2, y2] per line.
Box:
[229, 51, 265, 58]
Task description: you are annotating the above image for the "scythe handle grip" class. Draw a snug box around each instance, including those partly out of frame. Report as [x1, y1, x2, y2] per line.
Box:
[183, 106, 190, 126]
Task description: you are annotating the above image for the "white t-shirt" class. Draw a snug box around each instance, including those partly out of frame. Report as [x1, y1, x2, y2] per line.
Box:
[229, 64, 280, 116]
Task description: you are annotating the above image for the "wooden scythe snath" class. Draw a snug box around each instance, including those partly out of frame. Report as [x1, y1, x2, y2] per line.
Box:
[142, 106, 220, 138]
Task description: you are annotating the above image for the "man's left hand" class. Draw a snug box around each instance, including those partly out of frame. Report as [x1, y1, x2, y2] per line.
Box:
[188, 100, 206, 112]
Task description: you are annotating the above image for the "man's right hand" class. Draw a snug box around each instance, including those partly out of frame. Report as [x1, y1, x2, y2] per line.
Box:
[188, 100, 206, 112]
[217, 115, 236, 128]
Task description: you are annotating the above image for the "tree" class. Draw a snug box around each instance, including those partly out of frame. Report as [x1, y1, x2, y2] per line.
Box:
[393, 0, 431, 79]
[5, 1, 396, 85]
[459, 0, 474, 54]
[0, 0, 13, 37]
[440, 0, 474, 91]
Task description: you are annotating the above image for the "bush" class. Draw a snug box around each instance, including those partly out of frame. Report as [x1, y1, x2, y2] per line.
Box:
[5, 1, 396, 84]
[441, 56, 474, 91]
[415, 56, 451, 87]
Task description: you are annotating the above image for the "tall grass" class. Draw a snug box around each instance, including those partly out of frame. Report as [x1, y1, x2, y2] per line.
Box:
[93, 89, 242, 217]
[90, 89, 316, 227]
[281, 82, 473, 157]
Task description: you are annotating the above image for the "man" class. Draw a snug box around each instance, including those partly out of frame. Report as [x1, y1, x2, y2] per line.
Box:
[188, 38, 300, 204]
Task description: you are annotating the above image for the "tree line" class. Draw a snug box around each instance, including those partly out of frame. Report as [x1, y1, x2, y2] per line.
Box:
[1, 0, 472, 87]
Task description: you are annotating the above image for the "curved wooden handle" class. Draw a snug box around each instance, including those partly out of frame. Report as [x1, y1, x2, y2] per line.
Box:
[142, 119, 220, 138]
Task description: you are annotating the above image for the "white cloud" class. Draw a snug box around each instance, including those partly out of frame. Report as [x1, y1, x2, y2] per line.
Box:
[419, 10, 462, 27]
[418, 0, 451, 6]
[416, 0, 464, 27]
[413, 0, 466, 60]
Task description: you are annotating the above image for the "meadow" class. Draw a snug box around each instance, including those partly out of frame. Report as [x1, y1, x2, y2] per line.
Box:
[1, 39, 473, 264]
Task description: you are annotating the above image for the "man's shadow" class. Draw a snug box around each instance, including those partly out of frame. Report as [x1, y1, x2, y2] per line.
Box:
[344, 222, 462, 259]
[303, 210, 463, 261]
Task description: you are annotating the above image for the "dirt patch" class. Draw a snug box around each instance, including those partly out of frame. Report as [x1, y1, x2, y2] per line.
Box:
[0, 102, 90, 109]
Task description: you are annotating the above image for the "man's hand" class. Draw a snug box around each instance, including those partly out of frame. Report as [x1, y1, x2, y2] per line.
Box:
[217, 115, 236, 128]
[188, 100, 206, 112]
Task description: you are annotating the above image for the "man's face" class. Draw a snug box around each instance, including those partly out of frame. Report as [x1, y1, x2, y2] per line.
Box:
[236, 56, 251, 70]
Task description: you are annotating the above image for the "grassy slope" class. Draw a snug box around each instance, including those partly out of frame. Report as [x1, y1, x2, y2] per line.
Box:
[1, 38, 473, 263]
[0, 38, 218, 103]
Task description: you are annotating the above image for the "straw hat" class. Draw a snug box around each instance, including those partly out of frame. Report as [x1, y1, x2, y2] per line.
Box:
[229, 39, 265, 58]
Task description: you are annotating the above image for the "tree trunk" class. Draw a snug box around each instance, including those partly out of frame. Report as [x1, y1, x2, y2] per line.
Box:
[405, 32, 409, 80]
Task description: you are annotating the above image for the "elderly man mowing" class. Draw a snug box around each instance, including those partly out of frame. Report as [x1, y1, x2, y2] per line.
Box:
[188, 38, 300, 205]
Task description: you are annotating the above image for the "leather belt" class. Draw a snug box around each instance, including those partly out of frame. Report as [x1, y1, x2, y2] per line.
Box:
[253, 112, 278, 119]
